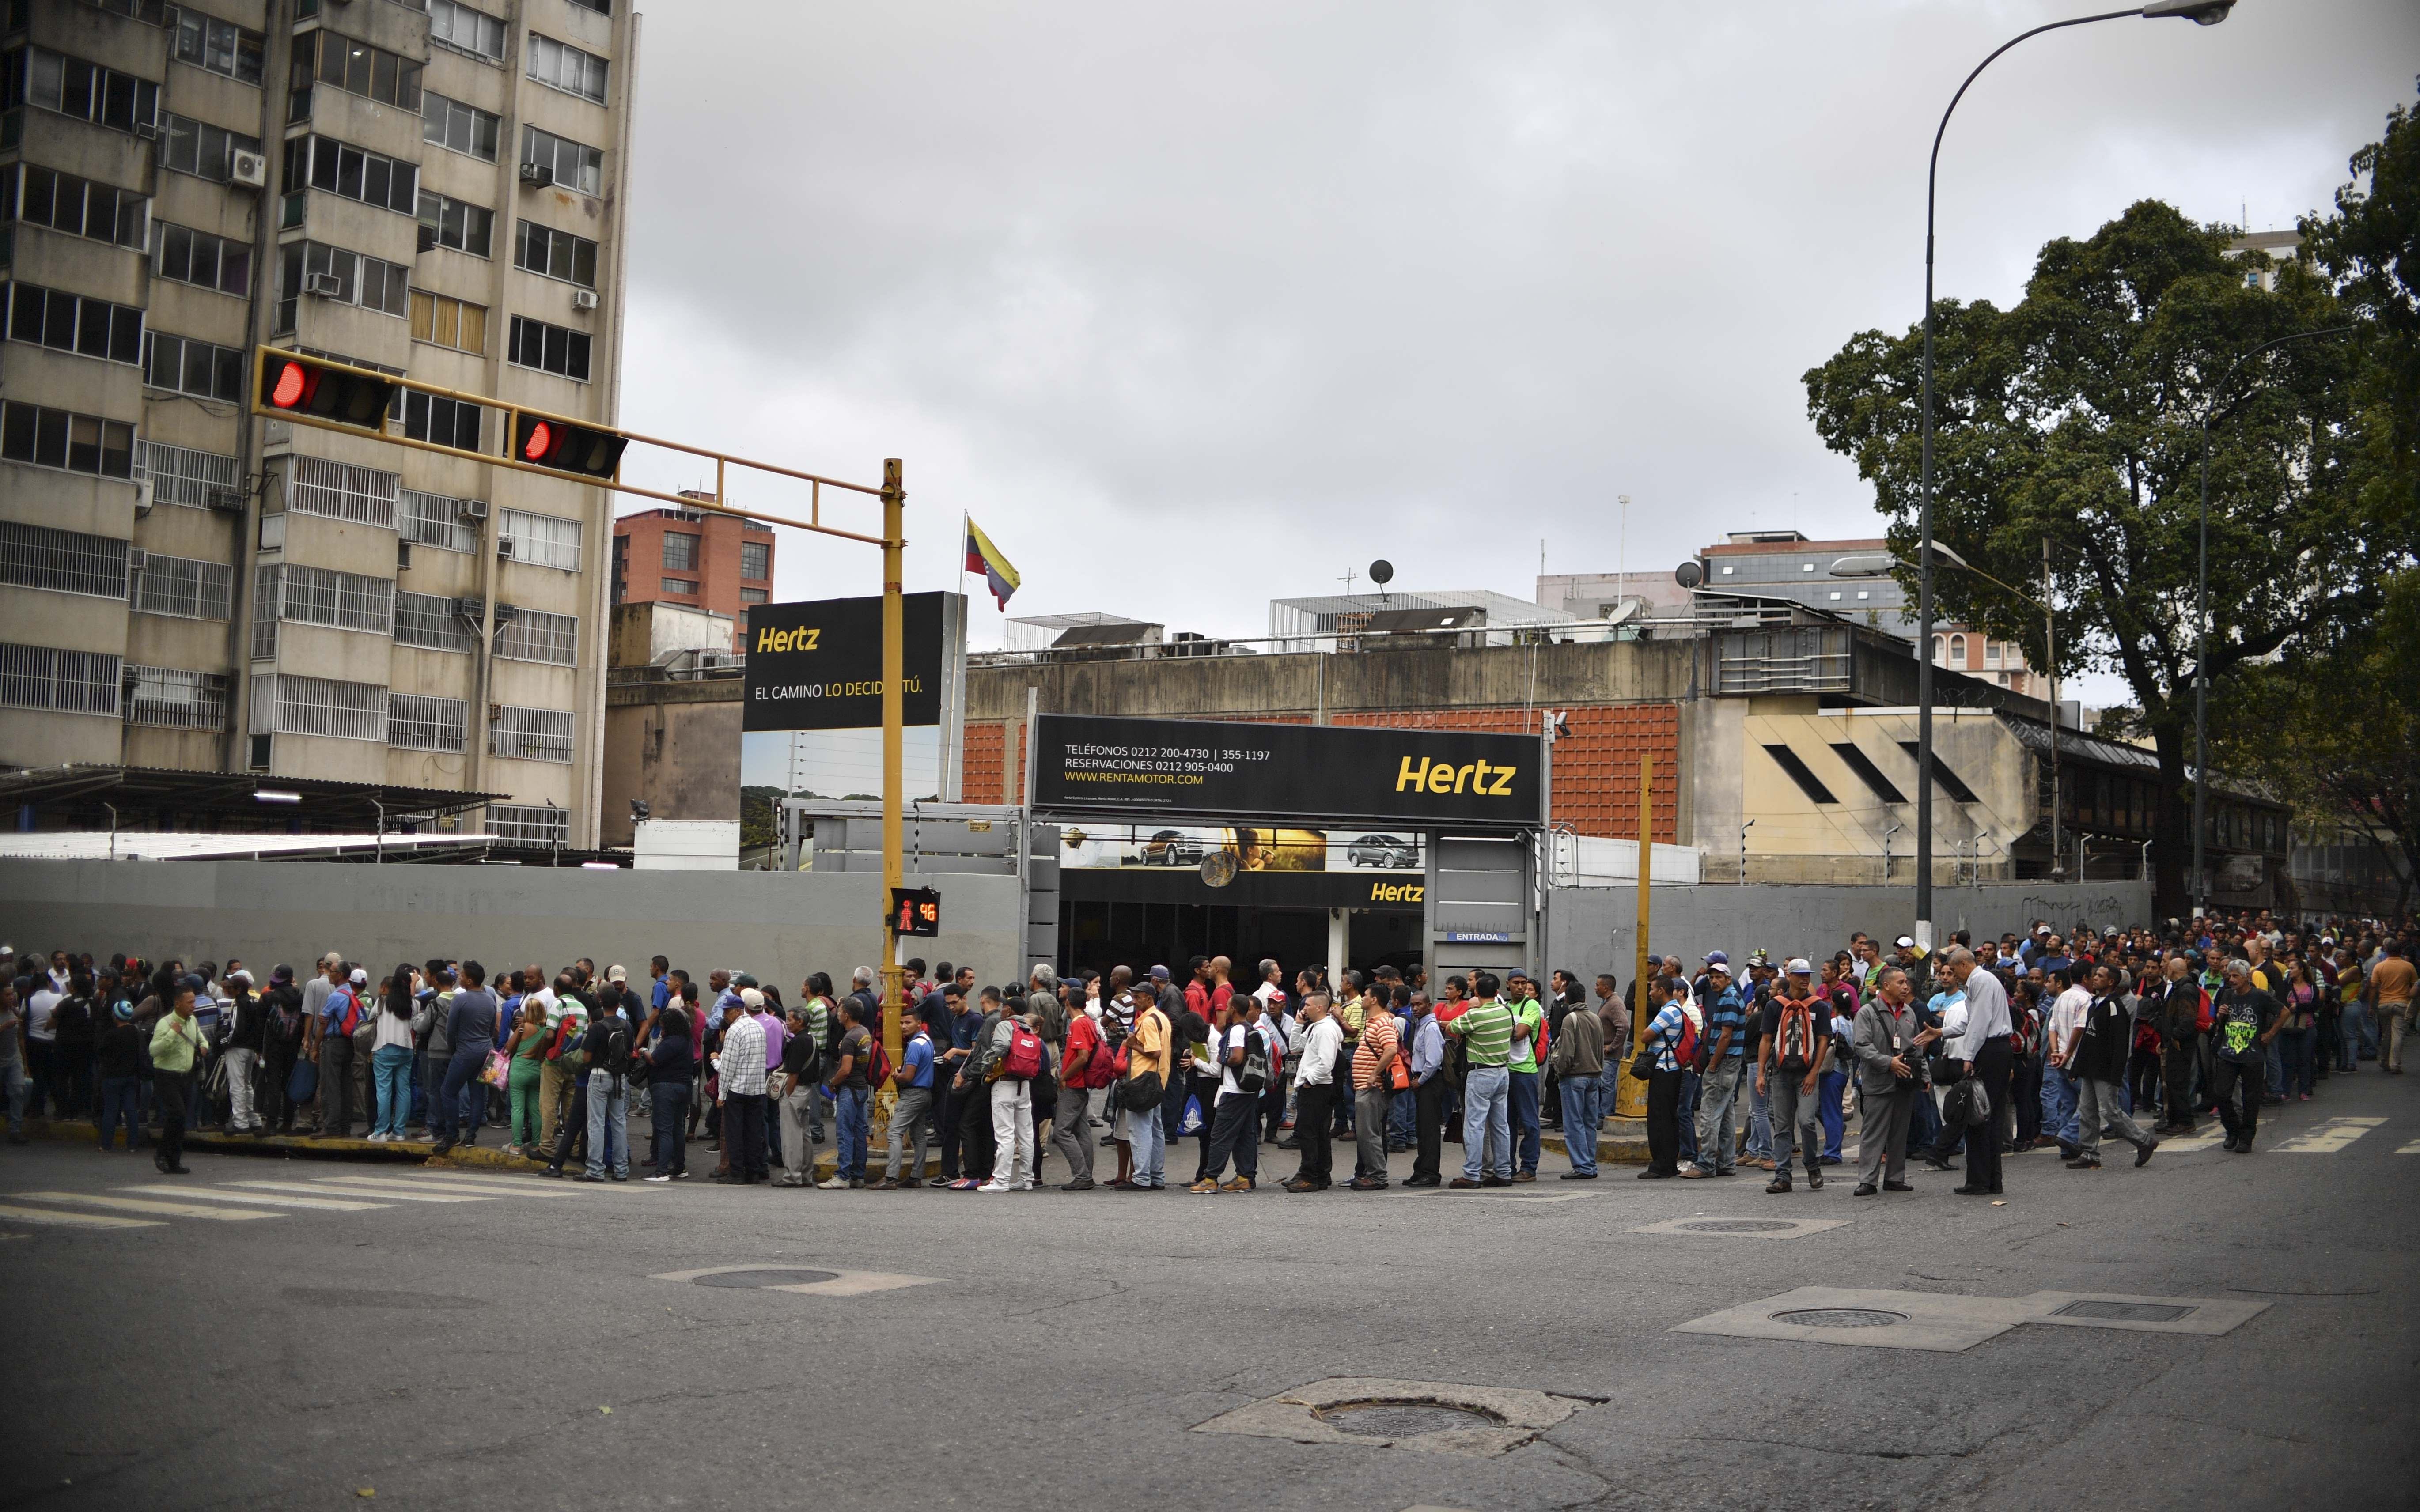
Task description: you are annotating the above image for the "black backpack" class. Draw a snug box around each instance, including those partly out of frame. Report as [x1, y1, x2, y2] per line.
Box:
[595, 1018, 632, 1076]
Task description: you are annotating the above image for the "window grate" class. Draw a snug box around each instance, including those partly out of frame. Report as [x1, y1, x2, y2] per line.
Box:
[489, 703, 573, 764]
[131, 552, 231, 620]
[489, 802, 568, 844]
[254, 562, 395, 635]
[139, 440, 240, 508]
[394, 589, 474, 652]
[0, 519, 129, 599]
[495, 607, 576, 666]
[123, 663, 228, 730]
[499, 508, 581, 571]
[399, 488, 477, 552]
[289, 454, 399, 529]
[250, 672, 387, 741]
[0, 642, 119, 716]
[387, 690, 467, 751]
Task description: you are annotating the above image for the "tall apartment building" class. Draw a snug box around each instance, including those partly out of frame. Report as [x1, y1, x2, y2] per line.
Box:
[610, 495, 771, 651]
[0, 0, 636, 847]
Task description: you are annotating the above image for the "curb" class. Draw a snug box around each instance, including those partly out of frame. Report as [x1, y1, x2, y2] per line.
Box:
[18, 1116, 545, 1171]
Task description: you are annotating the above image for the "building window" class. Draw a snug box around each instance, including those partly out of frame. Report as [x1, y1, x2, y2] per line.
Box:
[2, 401, 135, 480]
[409, 289, 488, 355]
[521, 125, 603, 196]
[1825, 590, 1841, 601]
[416, 191, 492, 257]
[513, 220, 598, 287]
[659, 578, 696, 596]
[421, 91, 500, 162]
[1947, 633, 1966, 665]
[399, 488, 477, 552]
[138, 440, 239, 507]
[7, 282, 145, 365]
[387, 690, 467, 751]
[0, 642, 118, 716]
[1855, 590, 1870, 600]
[250, 672, 387, 742]
[11, 46, 161, 134]
[661, 531, 698, 572]
[155, 222, 251, 296]
[130, 551, 231, 620]
[143, 332, 246, 401]
[0, 520, 127, 599]
[506, 315, 590, 381]
[427, 0, 506, 60]
[739, 587, 768, 605]
[489, 802, 568, 844]
[402, 392, 482, 452]
[10, 165, 148, 249]
[171, 9, 264, 85]
[282, 135, 419, 216]
[526, 34, 608, 102]
[123, 664, 227, 730]
[1719, 563, 1733, 575]
[276, 242, 409, 333]
[495, 607, 577, 666]
[290, 30, 420, 117]
[72, 0, 170, 21]
[254, 561, 395, 636]
[394, 590, 475, 652]
[288, 455, 399, 529]
[489, 703, 573, 763]
[566, 0, 611, 13]
[739, 539, 770, 581]
[160, 113, 262, 183]
[500, 508, 582, 571]
[1984, 639, 2002, 668]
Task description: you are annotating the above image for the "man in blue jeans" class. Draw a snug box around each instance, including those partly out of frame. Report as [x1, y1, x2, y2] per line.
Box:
[1549, 985, 1606, 1178]
[1445, 972, 1516, 1188]
[578, 998, 632, 1182]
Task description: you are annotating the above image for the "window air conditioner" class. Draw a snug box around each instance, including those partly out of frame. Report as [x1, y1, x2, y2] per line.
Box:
[417, 224, 439, 254]
[206, 488, 246, 514]
[134, 120, 158, 140]
[305, 272, 345, 298]
[453, 596, 486, 623]
[230, 151, 269, 190]
[572, 288, 599, 312]
[518, 162, 553, 188]
[497, 538, 515, 559]
[457, 496, 489, 520]
[126, 547, 149, 572]
[134, 478, 155, 516]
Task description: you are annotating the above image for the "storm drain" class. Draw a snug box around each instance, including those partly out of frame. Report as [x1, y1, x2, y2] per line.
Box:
[1632, 1214, 1849, 1240]
[2051, 1300, 2194, 1323]
[693, 1268, 839, 1289]
[1772, 1308, 1905, 1329]
[1316, 1402, 1501, 1438]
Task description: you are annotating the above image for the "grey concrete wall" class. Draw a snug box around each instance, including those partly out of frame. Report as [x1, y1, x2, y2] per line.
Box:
[1543, 879, 2155, 988]
[0, 861, 1029, 996]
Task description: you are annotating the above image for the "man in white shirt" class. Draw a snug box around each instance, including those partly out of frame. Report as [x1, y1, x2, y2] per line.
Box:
[2042, 967, 2091, 1157]
[23, 979, 61, 1122]
[1282, 994, 1341, 1192]
[1937, 948, 2013, 1196]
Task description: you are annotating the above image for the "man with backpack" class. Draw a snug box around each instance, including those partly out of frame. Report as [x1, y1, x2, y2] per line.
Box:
[1549, 980, 1605, 1179]
[577, 988, 634, 1182]
[980, 994, 1043, 1192]
[1045, 967, 1100, 1190]
[1759, 960, 1831, 1194]
[307, 964, 363, 1139]
[1115, 986, 1173, 1191]
[1191, 995, 1266, 1192]
[1634, 974, 1693, 1179]
[1683, 959, 1747, 1179]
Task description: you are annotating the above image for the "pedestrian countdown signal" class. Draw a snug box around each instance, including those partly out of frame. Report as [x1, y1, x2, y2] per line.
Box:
[891, 887, 941, 938]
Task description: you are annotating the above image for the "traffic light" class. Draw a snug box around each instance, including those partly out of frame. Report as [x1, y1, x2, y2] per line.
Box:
[509, 412, 629, 480]
[257, 351, 399, 431]
[890, 887, 941, 938]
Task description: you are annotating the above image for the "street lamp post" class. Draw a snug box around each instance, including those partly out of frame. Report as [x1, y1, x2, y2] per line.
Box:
[1913, 0, 2232, 945]
[2192, 323, 2355, 915]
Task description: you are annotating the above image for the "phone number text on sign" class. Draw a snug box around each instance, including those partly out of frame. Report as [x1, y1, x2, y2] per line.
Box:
[1062, 742, 1274, 780]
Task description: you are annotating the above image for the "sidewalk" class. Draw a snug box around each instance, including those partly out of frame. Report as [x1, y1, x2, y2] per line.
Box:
[16, 1116, 543, 1172]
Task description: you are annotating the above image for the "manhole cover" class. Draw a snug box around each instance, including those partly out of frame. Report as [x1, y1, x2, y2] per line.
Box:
[1771, 1308, 1906, 1329]
[1314, 1401, 1501, 1438]
[692, 1268, 840, 1289]
[1678, 1219, 1800, 1234]
[2052, 1300, 2194, 1323]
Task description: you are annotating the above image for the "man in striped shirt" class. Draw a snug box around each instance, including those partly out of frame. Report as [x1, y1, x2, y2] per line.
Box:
[1348, 996, 1401, 1190]
[1683, 960, 1747, 1178]
[1444, 971, 1515, 1188]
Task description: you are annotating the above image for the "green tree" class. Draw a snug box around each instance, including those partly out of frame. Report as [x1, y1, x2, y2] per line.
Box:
[1804, 198, 2390, 915]
[2302, 83, 2420, 533]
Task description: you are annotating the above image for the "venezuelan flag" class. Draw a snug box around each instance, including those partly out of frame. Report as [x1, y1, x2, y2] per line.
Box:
[963, 517, 1021, 609]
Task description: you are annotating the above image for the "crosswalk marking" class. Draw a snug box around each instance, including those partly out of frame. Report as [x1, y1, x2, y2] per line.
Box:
[228, 1180, 489, 1204]
[2272, 1116, 2386, 1153]
[310, 1174, 586, 1199]
[0, 1202, 160, 1229]
[119, 1185, 391, 1211]
[14, 1191, 282, 1221]
[2397, 1140, 2420, 1155]
[375, 1172, 583, 1194]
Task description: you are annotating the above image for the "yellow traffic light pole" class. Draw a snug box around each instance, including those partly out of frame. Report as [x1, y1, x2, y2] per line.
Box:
[878, 460, 908, 1131]
[1619, 755, 1652, 1119]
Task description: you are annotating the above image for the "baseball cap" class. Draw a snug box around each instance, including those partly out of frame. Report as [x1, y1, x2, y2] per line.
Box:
[606, 964, 628, 983]
[228, 969, 254, 987]
[272, 964, 295, 983]
[348, 968, 368, 985]
[1703, 950, 1729, 967]
[1895, 934, 1916, 949]
[740, 987, 765, 1009]
[733, 972, 758, 989]
[1150, 965, 1171, 982]
[1747, 948, 1771, 965]
[1786, 957, 1812, 975]
[1707, 960, 1732, 977]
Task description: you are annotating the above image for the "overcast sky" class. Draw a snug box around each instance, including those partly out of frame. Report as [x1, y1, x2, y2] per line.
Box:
[614, 0, 2417, 691]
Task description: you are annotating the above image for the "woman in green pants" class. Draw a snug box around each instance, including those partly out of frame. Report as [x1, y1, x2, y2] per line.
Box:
[504, 1000, 549, 1156]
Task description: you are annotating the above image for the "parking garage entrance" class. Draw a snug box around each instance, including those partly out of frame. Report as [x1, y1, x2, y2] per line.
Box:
[1030, 714, 1549, 989]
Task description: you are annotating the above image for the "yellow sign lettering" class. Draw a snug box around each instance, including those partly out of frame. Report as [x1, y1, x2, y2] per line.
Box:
[1397, 756, 1430, 792]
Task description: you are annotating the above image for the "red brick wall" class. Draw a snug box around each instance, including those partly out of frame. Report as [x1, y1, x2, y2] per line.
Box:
[961, 722, 1006, 805]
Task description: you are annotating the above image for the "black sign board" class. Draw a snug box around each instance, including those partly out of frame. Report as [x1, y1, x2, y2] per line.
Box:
[743, 592, 946, 732]
[1031, 713, 1541, 828]
[891, 886, 941, 937]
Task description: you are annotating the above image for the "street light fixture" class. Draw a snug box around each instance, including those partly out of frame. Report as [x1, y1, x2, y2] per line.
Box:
[1911, 0, 2229, 945]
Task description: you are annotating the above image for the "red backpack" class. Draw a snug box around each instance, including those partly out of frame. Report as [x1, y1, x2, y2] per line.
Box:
[1002, 1020, 1044, 1080]
[1671, 1006, 1700, 1067]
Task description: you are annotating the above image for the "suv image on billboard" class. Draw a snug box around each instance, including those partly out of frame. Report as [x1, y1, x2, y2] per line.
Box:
[1142, 829, 1206, 866]
[1345, 833, 1416, 868]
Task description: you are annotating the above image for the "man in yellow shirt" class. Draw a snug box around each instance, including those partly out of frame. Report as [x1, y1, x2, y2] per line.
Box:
[149, 984, 207, 1176]
[1119, 992, 1173, 1190]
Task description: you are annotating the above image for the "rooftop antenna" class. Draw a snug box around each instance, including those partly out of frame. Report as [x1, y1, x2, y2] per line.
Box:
[1368, 558, 1394, 605]
[1338, 564, 1357, 597]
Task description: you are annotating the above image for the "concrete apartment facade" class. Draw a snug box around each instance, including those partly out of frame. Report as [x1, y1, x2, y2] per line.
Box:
[1, 0, 637, 847]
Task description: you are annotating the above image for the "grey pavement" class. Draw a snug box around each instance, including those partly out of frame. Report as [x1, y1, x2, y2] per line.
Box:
[7, 1071, 2415, 1512]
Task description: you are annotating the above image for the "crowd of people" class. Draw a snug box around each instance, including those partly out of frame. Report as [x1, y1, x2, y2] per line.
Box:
[0, 907, 2407, 1194]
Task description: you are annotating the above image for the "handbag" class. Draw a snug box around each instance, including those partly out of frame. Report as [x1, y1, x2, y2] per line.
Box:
[286, 1057, 318, 1105]
[1118, 1068, 1163, 1111]
[480, 1049, 510, 1085]
[767, 1070, 795, 1101]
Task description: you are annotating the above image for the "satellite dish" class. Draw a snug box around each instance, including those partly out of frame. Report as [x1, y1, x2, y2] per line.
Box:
[1674, 560, 1705, 590]
[1200, 850, 1238, 888]
[1368, 559, 1394, 586]
[1604, 598, 1643, 628]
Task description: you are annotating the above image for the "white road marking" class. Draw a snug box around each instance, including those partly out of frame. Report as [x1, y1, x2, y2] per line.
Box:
[13, 1191, 281, 1221]
[2271, 1116, 2386, 1153]
[2397, 1140, 2420, 1155]
[323, 1174, 590, 1197]
[120, 1185, 390, 1211]
[304, 1175, 573, 1200]
[0, 1202, 160, 1228]
[228, 1180, 488, 1204]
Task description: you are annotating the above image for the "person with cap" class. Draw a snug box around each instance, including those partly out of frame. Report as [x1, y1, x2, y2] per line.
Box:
[1758, 959, 1830, 1193]
[306, 963, 364, 1139]
[1682, 956, 1746, 1179]
[714, 987, 771, 1184]
[219, 968, 267, 1135]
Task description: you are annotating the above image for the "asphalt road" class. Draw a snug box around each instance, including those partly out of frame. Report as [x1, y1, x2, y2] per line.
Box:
[8, 1068, 2413, 1512]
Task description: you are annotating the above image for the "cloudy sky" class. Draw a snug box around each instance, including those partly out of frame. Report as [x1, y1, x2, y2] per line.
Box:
[613, 0, 2417, 686]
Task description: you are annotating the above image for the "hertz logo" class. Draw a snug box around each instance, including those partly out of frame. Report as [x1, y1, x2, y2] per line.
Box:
[757, 625, 821, 653]
[1371, 882, 1424, 903]
[1396, 756, 1517, 797]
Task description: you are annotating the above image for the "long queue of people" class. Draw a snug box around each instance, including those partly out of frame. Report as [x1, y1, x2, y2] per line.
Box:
[0, 907, 2408, 1193]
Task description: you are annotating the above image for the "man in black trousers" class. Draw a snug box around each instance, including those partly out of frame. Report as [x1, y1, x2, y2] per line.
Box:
[1283, 993, 1340, 1192]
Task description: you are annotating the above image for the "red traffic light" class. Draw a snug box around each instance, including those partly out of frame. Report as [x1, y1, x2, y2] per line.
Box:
[257, 352, 399, 430]
[510, 412, 628, 480]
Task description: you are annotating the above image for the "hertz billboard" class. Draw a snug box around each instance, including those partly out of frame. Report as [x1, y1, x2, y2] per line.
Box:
[1030, 713, 1542, 829]
[742, 592, 953, 733]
